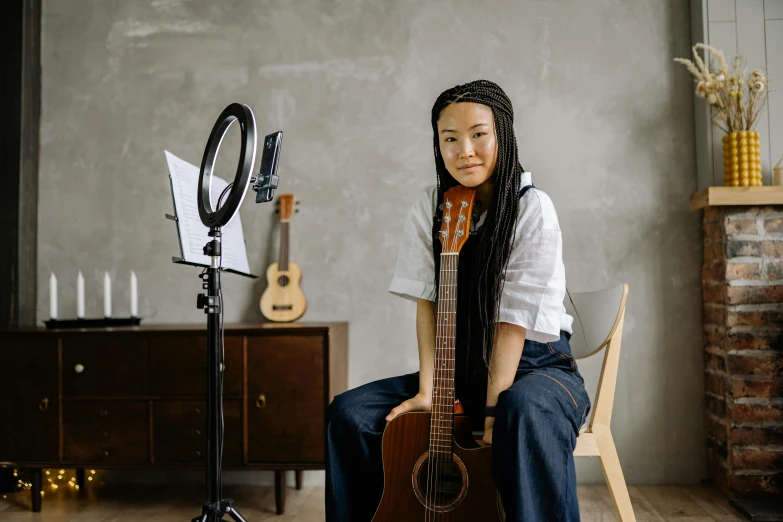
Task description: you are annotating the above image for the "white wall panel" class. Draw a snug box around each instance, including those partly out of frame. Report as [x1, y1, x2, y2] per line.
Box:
[708, 0, 736, 21]
[707, 22, 738, 185]
[738, 0, 773, 185]
[764, 0, 783, 19]
[767, 20, 783, 175]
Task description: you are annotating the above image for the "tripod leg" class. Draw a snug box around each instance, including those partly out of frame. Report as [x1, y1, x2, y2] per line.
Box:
[225, 506, 248, 522]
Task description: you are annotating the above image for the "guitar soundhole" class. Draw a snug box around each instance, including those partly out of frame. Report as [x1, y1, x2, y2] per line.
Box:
[412, 452, 468, 513]
[277, 275, 290, 287]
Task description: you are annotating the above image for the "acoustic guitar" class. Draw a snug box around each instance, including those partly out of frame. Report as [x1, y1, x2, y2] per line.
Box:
[259, 194, 307, 322]
[372, 185, 504, 521]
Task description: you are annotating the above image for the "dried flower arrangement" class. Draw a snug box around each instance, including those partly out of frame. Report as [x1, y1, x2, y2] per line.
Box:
[674, 43, 770, 134]
[675, 43, 771, 186]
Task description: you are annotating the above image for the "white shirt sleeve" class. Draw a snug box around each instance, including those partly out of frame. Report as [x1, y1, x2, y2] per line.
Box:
[388, 186, 438, 302]
[497, 190, 569, 343]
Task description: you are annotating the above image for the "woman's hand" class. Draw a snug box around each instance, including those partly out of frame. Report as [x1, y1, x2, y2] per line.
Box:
[482, 417, 494, 446]
[385, 392, 432, 423]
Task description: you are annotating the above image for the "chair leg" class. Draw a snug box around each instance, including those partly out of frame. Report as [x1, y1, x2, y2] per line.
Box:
[593, 425, 636, 522]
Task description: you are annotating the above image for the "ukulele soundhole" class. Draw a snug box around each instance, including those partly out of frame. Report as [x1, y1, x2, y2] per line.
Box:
[277, 275, 290, 287]
[412, 452, 468, 513]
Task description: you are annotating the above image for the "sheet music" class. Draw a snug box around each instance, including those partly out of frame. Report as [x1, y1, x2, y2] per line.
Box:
[165, 150, 251, 275]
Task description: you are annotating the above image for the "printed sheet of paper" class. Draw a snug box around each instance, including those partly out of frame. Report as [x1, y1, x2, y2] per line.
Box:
[165, 150, 251, 275]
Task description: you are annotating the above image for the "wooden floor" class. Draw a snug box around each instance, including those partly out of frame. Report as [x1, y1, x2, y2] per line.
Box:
[0, 483, 748, 521]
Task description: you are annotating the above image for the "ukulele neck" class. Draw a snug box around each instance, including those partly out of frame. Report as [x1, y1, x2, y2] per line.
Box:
[278, 221, 290, 271]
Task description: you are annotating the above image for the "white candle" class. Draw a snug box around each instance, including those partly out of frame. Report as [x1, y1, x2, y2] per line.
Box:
[130, 270, 138, 317]
[104, 272, 112, 317]
[49, 273, 58, 319]
[76, 272, 85, 318]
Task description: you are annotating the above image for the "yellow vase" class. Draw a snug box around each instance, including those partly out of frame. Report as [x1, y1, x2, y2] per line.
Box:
[723, 131, 762, 186]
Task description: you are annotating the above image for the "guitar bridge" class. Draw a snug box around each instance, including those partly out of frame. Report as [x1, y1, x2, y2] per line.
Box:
[272, 305, 293, 311]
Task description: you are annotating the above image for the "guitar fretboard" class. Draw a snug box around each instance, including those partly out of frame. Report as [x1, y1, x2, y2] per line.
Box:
[430, 253, 458, 460]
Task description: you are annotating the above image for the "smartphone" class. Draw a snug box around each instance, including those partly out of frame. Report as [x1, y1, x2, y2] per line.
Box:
[254, 131, 283, 203]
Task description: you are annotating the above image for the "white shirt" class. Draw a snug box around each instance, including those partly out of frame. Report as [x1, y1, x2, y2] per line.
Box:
[388, 172, 573, 343]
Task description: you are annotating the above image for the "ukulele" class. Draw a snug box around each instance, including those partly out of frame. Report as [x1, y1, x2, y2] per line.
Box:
[259, 194, 307, 322]
[372, 185, 503, 521]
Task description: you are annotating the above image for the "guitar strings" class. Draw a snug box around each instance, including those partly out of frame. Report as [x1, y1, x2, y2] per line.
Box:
[439, 202, 464, 521]
[443, 214, 461, 520]
[429, 201, 451, 521]
[444, 202, 467, 520]
[427, 196, 470, 521]
[428, 206, 445, 521]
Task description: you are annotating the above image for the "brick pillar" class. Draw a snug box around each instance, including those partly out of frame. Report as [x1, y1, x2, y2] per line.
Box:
[702, 206, 783, 497]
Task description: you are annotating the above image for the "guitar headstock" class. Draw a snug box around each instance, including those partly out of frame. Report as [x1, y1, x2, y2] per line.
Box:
[276, 194, 297, 222]
[439, 186, 475, 254]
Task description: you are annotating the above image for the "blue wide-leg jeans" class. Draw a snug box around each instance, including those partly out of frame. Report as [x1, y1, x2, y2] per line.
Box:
[325, 332, 591, 521]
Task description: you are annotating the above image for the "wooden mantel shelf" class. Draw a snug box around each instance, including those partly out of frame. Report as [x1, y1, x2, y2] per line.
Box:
[690, 186, 783, 211]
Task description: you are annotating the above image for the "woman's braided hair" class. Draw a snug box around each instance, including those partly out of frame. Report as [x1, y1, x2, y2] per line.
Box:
[430, 79, 523, 368]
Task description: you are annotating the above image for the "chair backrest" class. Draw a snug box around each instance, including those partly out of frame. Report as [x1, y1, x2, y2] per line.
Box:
[564, 283, 629, 430]
[565, 284, 627, 360]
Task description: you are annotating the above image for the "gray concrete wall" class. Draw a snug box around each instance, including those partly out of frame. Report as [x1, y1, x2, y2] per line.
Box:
[38, 0, 702, 486]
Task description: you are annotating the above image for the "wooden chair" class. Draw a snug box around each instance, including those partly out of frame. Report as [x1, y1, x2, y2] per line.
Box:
[568, 283, 635, 522]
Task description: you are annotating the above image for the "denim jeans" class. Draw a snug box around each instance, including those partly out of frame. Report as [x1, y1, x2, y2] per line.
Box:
[325, 331, 591, 521]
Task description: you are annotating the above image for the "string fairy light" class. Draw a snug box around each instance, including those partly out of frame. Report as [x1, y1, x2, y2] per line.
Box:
[3, 468, 101, 497]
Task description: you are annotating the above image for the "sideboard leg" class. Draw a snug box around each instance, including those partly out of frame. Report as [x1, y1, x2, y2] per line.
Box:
[30, 468, 42, 512]
[295, 470, 302, 490]
[274, 470, 286, 515]
[76, 468, 86, 491]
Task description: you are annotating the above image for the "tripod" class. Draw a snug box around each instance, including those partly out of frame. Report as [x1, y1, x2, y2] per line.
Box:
[173, 101, 281, 521]
[192, 228, 247, 522]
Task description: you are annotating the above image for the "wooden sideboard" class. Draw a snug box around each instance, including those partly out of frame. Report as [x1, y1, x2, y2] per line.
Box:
[0, 322, 348, 514]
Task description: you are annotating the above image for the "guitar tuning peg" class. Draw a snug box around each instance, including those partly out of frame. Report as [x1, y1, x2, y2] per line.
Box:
[295, 209, 299, 213]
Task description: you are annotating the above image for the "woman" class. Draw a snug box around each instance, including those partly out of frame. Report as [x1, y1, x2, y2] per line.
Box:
[326, 79, 590, 521]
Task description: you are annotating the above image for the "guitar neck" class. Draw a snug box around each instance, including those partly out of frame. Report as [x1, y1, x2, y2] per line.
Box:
[278, 221, 289, 271]
[431, 252, 458, 460]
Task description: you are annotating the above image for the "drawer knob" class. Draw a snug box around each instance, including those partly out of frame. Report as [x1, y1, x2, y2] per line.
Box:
[194, 429, 201, 436]
[192, 450, 202, 458]
[192, 408, 201, 415]
[102, 450, 110, 457]
[255, 393, 266, 409]
[98, 410, 109, 417]
[74, 364, 85, 373]
[38, 397, 49, 412]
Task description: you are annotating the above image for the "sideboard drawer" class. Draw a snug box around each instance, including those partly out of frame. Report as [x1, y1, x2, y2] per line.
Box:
[0, 397, 59, 462]
[0, 335, 57, 398]
[0, 335, 59, 462]
[62, 336, 149, 396]
[153, 400, 242, 465]
[149, 336, 242, 397]
[247, 335, 325, 463]
[63, 400, 149, 463]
